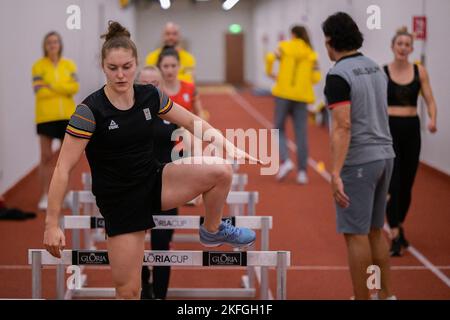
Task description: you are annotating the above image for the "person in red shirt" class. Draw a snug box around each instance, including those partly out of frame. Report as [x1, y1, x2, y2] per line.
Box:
[157, 46, 208, 162]
[157, 46, 205, 117]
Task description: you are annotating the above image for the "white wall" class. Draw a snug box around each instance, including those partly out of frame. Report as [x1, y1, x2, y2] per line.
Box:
[0, 0, 136, 194]
[252, 0, 450, 175]
[135, 0, 255, 83]
[419, 0, 450, 175]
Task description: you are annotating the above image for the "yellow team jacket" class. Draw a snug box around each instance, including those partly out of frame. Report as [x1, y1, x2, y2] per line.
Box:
[265, 38, 321, 104]
[145, 48, 196, 83]
[32, 57, 79, 124]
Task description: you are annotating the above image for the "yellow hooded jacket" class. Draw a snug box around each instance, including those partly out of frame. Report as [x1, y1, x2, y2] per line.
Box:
[32, 57, 79, 124]
[265, 38, 321, 104]
[146, 47, 196, 83]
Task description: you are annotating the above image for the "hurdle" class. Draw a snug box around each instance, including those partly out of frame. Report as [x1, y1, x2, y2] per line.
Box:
[29, 249, 290, 300]
[229, 174, 248, 215]
[82, 172, 248, 192]
[59, 215, 272, 300]
[64, 189, 260, 298]
[66, 190, 259, 250]
[81, 172, 248, 214]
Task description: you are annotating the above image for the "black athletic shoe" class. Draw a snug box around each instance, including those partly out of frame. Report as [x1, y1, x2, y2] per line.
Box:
[390, 236, 402, 257]
[399, 227, 410, 248]
[140, 282, 155, 300]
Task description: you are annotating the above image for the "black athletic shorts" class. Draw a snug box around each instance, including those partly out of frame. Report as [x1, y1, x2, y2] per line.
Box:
[37, 120, 69, 140]
[95, 162, 168, 237]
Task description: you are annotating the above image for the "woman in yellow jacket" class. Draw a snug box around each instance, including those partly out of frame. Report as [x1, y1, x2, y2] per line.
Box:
[32, 31, 79, 209]
[266, 25, 321, 184]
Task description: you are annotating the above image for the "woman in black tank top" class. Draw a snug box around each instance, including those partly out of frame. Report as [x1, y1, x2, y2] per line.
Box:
[384, 27, 438, 257]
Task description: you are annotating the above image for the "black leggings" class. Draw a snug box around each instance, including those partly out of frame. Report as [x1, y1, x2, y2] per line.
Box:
[386, 116, 421, 228]
[141, 207, 177, 299]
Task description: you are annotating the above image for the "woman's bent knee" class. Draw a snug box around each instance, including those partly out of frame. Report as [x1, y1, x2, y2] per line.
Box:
[213, 163, 232, 184]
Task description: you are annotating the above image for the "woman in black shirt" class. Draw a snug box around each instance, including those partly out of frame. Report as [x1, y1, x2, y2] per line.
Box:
[43, 21, 260, 299]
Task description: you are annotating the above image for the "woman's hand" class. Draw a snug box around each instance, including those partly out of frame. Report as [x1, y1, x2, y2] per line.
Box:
[43, 226, 66, 258]
[428, 120, 437, 133]
[232, 147, 267, 165]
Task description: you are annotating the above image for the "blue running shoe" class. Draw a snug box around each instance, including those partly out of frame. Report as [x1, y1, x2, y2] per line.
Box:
[199, 219, 256, 248]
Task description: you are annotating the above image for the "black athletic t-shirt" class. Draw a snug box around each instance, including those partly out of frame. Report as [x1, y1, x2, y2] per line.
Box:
[152, 118, 179, 163]
[66, 84, 173, 197]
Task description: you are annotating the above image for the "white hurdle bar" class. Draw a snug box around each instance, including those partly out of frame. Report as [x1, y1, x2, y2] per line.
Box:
[60, 215, 272, 300]
[29, 249, 290, 300]
[64, 215, 271, 230]
[68, 190, 258, 218]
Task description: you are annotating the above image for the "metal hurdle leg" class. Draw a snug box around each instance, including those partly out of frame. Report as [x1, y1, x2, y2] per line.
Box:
[82, 173, 96, 250]
[276, 251, 289, 300]
[229, 174, 247, 216]
[229, 200, 239, 216]
[248, 192, 257, 216]
[70, 191, 81, 249]
[244, 216, 270, 299]
[81, 200, 98, 250]
[31, 250, 69, 300]
[244, 250, 256, 292]
[31, 251, 42, 299]
[56, 216, 66, 299]
[82, 201, 94, 249]
[244, 191, 258, 291]
[234, 174, 246, 215]
[56, 264, 65, 300]
[260, 216, 271, 299]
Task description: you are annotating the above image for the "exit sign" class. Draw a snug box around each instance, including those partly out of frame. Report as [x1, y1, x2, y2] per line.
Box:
[413, 16, 427, 40]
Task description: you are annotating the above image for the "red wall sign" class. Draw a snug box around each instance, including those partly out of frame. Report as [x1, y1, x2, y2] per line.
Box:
[413, 16, 427, 40]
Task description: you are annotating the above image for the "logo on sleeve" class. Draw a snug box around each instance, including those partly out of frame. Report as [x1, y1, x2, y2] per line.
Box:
[357, 168, 364, 178]
[108, 120, 119, 130]
[143, 108, 152, 120]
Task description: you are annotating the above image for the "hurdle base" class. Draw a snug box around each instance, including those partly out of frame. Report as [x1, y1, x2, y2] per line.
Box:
[168, 288, 256, 298]
[68, 287, 256, 299]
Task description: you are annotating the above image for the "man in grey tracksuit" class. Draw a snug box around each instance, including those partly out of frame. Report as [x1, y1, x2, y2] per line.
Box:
[322, 12, 396, 300]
